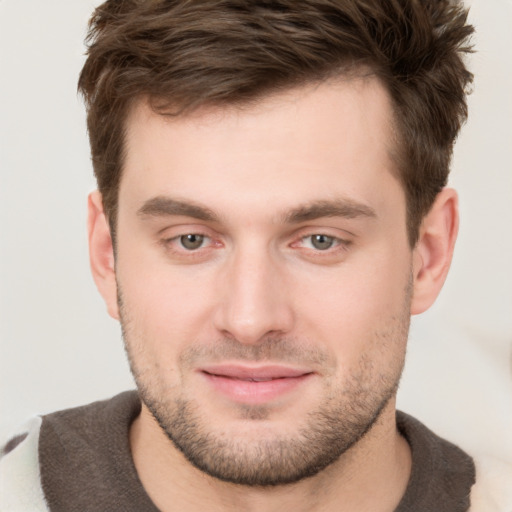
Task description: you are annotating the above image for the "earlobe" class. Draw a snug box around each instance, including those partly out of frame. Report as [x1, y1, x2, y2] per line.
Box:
[410, 188, 459, 315]
[88, 191, 120, 320]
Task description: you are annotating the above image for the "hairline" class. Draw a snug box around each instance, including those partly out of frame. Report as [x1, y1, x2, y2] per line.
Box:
[107, 72, 413, 248]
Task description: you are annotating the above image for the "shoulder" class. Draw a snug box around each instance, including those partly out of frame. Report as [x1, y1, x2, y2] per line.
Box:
[0, 391, 140, 511]
[396, 411, 512, 512]
[470, 455, 512, 512]
[0, 416, 49, 511]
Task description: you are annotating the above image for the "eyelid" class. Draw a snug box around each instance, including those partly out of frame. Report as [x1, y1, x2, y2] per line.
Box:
[288, 221, 357, 238]
[287, 229, 353, 263]
[289, 225, 353, 244]
[156, 221, 218, 237]
[297, 234, 350, 249]
[162, 232, 215, 247]
[158, 224, 223, 252]
[156, 219, 226, 240]
[176, 233, 209, 249]
[301, 234, 343, 247]
[159, 233, 224, 265]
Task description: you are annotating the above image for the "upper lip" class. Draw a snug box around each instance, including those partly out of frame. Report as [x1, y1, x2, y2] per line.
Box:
[199, 364, 313, 380]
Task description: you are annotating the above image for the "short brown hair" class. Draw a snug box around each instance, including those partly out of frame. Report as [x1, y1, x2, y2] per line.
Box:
[78, 0, 474, 245]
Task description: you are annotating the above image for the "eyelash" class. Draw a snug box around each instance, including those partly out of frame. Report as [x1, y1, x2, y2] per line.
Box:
[159, 226, 353, 266]
[161, 233, 219, 259]
[296, 234, 350, 252]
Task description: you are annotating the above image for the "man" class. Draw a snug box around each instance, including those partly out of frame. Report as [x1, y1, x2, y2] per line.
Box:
[1, 1, 510, 510]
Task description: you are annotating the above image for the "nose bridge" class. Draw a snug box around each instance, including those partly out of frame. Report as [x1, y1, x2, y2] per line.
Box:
[214, 239, 293, 343]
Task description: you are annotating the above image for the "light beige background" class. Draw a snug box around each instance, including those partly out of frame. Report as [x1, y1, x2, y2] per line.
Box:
[1, 0, 511, 463]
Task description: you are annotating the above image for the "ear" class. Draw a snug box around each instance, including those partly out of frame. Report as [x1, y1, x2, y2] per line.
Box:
[410, 188, 459, 315]
[88, 190, 120, 320]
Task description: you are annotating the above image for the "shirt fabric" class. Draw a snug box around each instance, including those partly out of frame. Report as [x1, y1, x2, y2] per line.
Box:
[0, 390, 501, 511]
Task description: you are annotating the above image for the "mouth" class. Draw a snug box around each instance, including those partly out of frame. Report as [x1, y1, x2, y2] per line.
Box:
[198, 364, 314, 404]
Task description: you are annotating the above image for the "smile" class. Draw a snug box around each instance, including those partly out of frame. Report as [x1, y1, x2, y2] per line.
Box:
[198, 364, 314, 404]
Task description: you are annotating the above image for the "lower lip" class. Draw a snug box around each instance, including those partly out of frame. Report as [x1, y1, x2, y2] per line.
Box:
[201, 372, 313, 404]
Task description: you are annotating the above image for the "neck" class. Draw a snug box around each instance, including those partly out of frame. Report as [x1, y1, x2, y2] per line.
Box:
[130, 398, 411, 512]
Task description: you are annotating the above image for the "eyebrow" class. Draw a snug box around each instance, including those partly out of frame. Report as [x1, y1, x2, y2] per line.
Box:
[138, 197, 218, 222]
[137, 196, 377, 224]
[283, 199, 377, 223]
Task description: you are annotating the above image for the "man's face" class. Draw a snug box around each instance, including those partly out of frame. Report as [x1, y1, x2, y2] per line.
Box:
[114, 78, 413, 485]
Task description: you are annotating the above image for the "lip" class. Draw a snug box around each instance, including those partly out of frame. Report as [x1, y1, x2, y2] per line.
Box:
[198, 364, 314, 404]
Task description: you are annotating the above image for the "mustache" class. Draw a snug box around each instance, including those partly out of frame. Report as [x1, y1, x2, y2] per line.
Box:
[178, 336, 334, 369]
[118, 286, 334, 369]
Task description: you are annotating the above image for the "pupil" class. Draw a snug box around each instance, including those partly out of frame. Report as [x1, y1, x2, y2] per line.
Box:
[181, 234, 204, 250]
[312, 234, 333, 250]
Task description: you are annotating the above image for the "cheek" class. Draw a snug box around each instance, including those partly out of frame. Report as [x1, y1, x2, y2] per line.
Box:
[294, 249, 411, 354]
[116, 252, 218, 348]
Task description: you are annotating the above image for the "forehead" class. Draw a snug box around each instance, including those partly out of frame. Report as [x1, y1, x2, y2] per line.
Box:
[120, 77, 403, 223]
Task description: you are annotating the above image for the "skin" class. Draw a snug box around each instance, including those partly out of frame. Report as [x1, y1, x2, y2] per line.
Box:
[88, 77, 458, 511]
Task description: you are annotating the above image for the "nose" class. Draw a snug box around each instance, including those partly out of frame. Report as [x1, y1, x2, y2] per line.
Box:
[213, 244, 294, 344]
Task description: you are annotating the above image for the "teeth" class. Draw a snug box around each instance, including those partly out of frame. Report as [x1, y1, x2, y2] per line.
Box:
[247, 377, 274, 382]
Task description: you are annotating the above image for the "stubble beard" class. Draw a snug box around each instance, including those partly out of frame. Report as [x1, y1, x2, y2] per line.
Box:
[119, 288, 410, 487]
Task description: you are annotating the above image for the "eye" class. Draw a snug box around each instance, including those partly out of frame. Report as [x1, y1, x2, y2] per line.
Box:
[305, 234, 337, 250]
[159, 230, 222, 262]
[179, 234, 207, 250]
